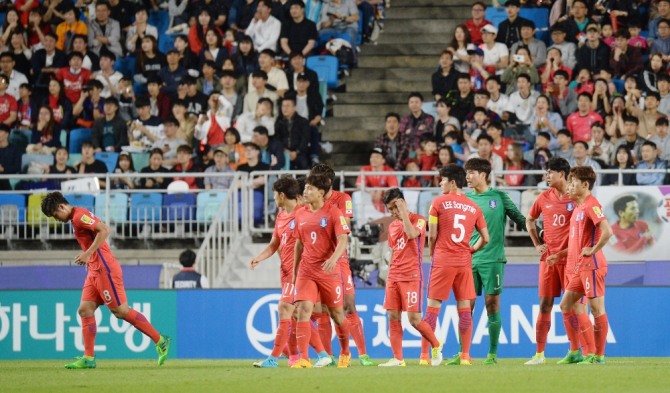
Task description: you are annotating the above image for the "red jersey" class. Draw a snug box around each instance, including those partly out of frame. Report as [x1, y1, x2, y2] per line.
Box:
[464, 19, 492, 45]
[611, 220, 653, 253]
[0, 93, 18, 123]
[429, 192, 486, 268]
[273, 209, 298, 282]
[56, 67, 92, 103]
[528, 188, 575, 265]
[356, 165, 399, 188]
[492, 136, 514, 161]
[325, 190, 353, 219]
[70, 207, 119, 276]
[294, 204, 350, 281]
[569, 194, 608, 273]
[387, 213, 426, 282]
[566, 111, 603, 143]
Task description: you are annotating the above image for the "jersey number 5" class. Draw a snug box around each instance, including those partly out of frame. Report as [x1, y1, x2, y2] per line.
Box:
[451, 214, 466, 243]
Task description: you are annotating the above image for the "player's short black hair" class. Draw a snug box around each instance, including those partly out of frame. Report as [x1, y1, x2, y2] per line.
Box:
[439, 164, 466, 188]
[383, 188, 405, 205]
[613, 194, 637, 216]
[305, 173, 331, 194]
[464, 157, 492, 177]
[273, 175, 300, 200]
[310, 163, 335, 188]
[179, 249, 196, 267]
[545, 157, 571, 179]
[41, 192, 69, 217]
[569, 166, 597, 190]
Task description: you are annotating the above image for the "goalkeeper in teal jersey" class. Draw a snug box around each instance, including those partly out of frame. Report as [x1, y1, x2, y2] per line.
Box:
[456, 157, 527, 365]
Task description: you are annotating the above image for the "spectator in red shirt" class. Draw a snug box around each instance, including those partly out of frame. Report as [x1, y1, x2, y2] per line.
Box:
[566, 92, 603, 143]
[486, 120, 513, 161]
[0, 73, 18, 126]
[464, 2, 491, 46]
[356, 147, 399, 212]
[172, 144, 203, 189]
[56, 51, 92, 104]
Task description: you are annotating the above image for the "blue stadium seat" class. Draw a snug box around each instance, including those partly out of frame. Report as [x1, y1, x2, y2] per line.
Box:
[196, 191, 227, 222]
[131, 152, 150, 171]
[356, 17, 363, 46]
[95, 193, 129, 224]
[506, 189, 522, 210]
[159, 34, 176, 55]
[421, 102, 438, 119]
[94, 152, 120, 173]
[306, 55, 339, 89]
[64, 193, 95, 213]
[485, 7, 508, 28]
[21, 154, 54, 173]
[0, 194, 26, 223]
[612, 78, 625, 94]
[68, 128, 92, 154]
[114, 56, 136, 78]
[163, 193, 196, 221]
[9, 130, 32, 154]
[149, 10, 170, 33]
[318, 80, 327, 117]
[130, 192, 163, 222]
[519, 8, 550, 43]
[67, 153, 82, 167]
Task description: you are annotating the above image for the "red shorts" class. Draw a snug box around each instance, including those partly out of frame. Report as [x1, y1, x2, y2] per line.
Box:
[566, 268, 607, 298]
[383, 280, 422, 313]
[295, 277, 344, 308]
[538, 261, 566, 298]
[81, 269, 127, 309]
[340, 259, 355, 295]
[280, 281, 296, 304]
[427, 265, 475, 301]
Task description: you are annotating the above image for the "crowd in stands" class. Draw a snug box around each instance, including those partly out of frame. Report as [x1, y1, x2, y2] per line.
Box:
[0, 0, 385, 192]
[373, 0, 670, 189]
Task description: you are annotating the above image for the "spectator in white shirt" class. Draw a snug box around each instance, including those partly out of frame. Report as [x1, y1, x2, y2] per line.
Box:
[0, 52, 28, 100]
[245, 0, 282, 52]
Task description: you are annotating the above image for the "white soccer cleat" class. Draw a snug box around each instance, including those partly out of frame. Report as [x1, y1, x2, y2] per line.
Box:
[431, 341, 444, 366]
[378, 358, 406, 367]
[314, 355, 333, 368]
[524, 353, 546, 365]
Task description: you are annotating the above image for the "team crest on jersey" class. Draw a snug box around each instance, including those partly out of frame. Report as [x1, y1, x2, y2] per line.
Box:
[566, 202, 575, 212]
[489, 200, 497, 209]
[80, 214, 95, 225]
[593, 206, 604, 218]
[289, 219, 295, 230]
[320, 217, 328, 227]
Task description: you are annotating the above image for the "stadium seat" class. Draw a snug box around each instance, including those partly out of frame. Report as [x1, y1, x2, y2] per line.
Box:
[149, 10, 170, 33]
[417, 189, 440, 217]
[60, 129, 67, 148]
[9, 130, 31, 154]
[114, 56, 136, 78]
[94, 152, 119, 173]
[318, 80, 328, 117]
[21, 154, 54, 173]
[283, 151, 290, 170]
[0, 194, 26, 223]
[27, 194, 55, 225]
[64, 193, 95, 213]
[485, 7, 508, 28]
[356, 17, 363, 46]
[507, 189, 522, 210]
[68, 128, 92, 154]
[612, 78, 625, 94]
[159, 34, 176, 55]
[95, 193, 129, 224]
[67, 153, 82, 167]
[196, 191, 227, 223]
[519, 8, 550, 43]
[306, 55, 339, 89]
[421, 102, 438, 119]
[163, 193, 196, 221]
[131, 152, 150, 171]
[130, 192, 163, 222]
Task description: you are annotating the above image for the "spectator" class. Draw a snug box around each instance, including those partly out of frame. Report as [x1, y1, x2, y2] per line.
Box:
[220, 127, 247, 170]
[245, 0, 281, 52]
[432, 50, 458, 101]
[146, 77, 171, 121]
[610, 30, 644, 80]
[172, 144, 203, 190]
[636, 141, 667, 185]
[231, 35, 259, 80]
[275, 94, 310, 169]
[158, 50, 187, 97]
[505, 73, 539, 127]
[603, 145, 637, 186]
[548, 69, 577, 119]
[628, 22, 648, 54]
[549, 25, 576, 70]
[88, 1, 123, 57]
[468, 47, 491, 90]
[480, 24, 509, 76]
[318, 0, 359, 45]
[501, 46, 540, 95]
[71, 34, 100, 73]
[279, 0, 317, 56]
[204, 146, 235, 189]
[27, 8, 51, 51]
[588, 122, 615, 166]
[94, 51, 123, 98]
[525, 131, 550, 165]
[463, 107, 490, 153]
[48, 147, 75, 178]
[446, 73, 475, 122]
[172, 99, 195, 147]
[0, 124, 20, 190]
[134, 36, 166, 85]
[467, 90, 503, 125]
[73, 80, 105, 129]
[8, 32, 32, 78]
[464, 1, 491, 45]
[172, 249, 209, 289]
[356, 147, 398, 212]
[504, 142, 534, 187]
[32, 32, 67, 94]
[468, 134, 504, 185]
[0, 74, 18, 127]
[487, 120, 513, 161]
[529, 94, 563, 148]
[540, 47, 572, 93]
[244, 70, 280, 114]
[626, 90, 663, 139]
[553, 129, 574, 161]
[375, 112, 409, 171]
[1, 52, 28, 101]
[56, 52, 92, 104]
[183, 76, 208, 117]
[219, 70, 244, 123]
[496, 0, 531, 48]
[560, 0, 591, 44]
[294, 71, 323, 128]
[576, 24, 612, 75]
[448, 25, 473, 74]
[197, 61, 222, 98]
[418, 138, 438, 181]
[649, 0, 670, 41]
[650, 117, 670, 161]
[152, 117, 187, 169]
[55, 5, 87, 52]
[138, 148, 171, 189]
[566, 92, 604, 143]
[126, 6, 158, 54]
[433, 98, 461, 142]
[174, 34, 200, 77]
[606, 95, 626, 140]
[401, 159, 430, 188]
[509, 19, 547, 68]
[108, 0, 134, 32]
[16, 83, 37, 131]
[0, 8, 25, 50]
[237, 97, 275, 143]
[42, 79, 72, 127]
[92, 97, 128, 153]
[399, 91, 435, 154]
[252, 125, 285, 170]
[26, 106, 61, 154]
[111, 151, 136, 190]
[444, 129, 469, 164]
[199, 30, 229, 72]
[76, 141, 109, 188]
[236, 142, 270, 225]
[485, 76, 509, 118]
[436, 143, 458, 169]
[640, 53, 666, 94]
[612, 116, 646, 163]
[189, 9, 223, 56]
[286, 51, 319, 96]
[569, 141, 602, 186]
[129, 96, 165, 147]
[195, 93, 233, 148]
[248, 49, 289, 97]
[591, 78, 612, 120]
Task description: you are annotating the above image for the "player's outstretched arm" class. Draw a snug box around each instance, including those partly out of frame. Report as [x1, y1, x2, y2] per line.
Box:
[250, 237, 280, 270]
[322, 234, 348, 273]
[74, 221, 110, 265]
[292, 239, 304, 284]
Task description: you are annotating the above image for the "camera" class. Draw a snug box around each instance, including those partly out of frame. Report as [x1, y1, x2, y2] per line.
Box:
[513, 54, 525, 63]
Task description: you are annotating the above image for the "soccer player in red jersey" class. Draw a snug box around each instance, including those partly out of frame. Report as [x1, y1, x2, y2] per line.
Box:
[41, 192, 170, 369]
[524, 157, 577, 365]
[377, 188, 443, 367]
[291, 173, 353, 368]
[310, 164, 374, 366]
[560, 166, 613, 364]
[250, 176, 331, 368]
[420, 164, 489, 366]
[611, 194, 654, 253]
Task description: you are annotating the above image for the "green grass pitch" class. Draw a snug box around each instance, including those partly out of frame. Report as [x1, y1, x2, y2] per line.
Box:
[1, 358, 668, 393]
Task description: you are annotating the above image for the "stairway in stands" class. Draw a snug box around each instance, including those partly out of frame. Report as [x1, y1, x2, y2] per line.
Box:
[323, 0, 473, 169]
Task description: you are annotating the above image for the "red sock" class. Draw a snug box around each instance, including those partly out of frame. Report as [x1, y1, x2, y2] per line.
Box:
[536, 312, 552, 353]
[317, 313, 333, 355]
[420, 306, 440, 358]
[593, 314, 608, 356]
[389, 319, 404, 360]
[81, 316, 97, 357]
[271, 319, 290, 357]
[346, 312, 367, 355]
[458, 308, 473, 358]
[288, 319, 298, 356]
[296, 321, 311, 360]
[577, 313, 595, 355]
[124, 309, 160, 343]
[309, 320, 325, 353]
[562, 311, 580, 351]
[334, 319, 351, 356]
[415, 321, 439, 348]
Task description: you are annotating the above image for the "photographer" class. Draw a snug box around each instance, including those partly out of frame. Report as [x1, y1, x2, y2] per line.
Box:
[501, 46, 539, 95]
